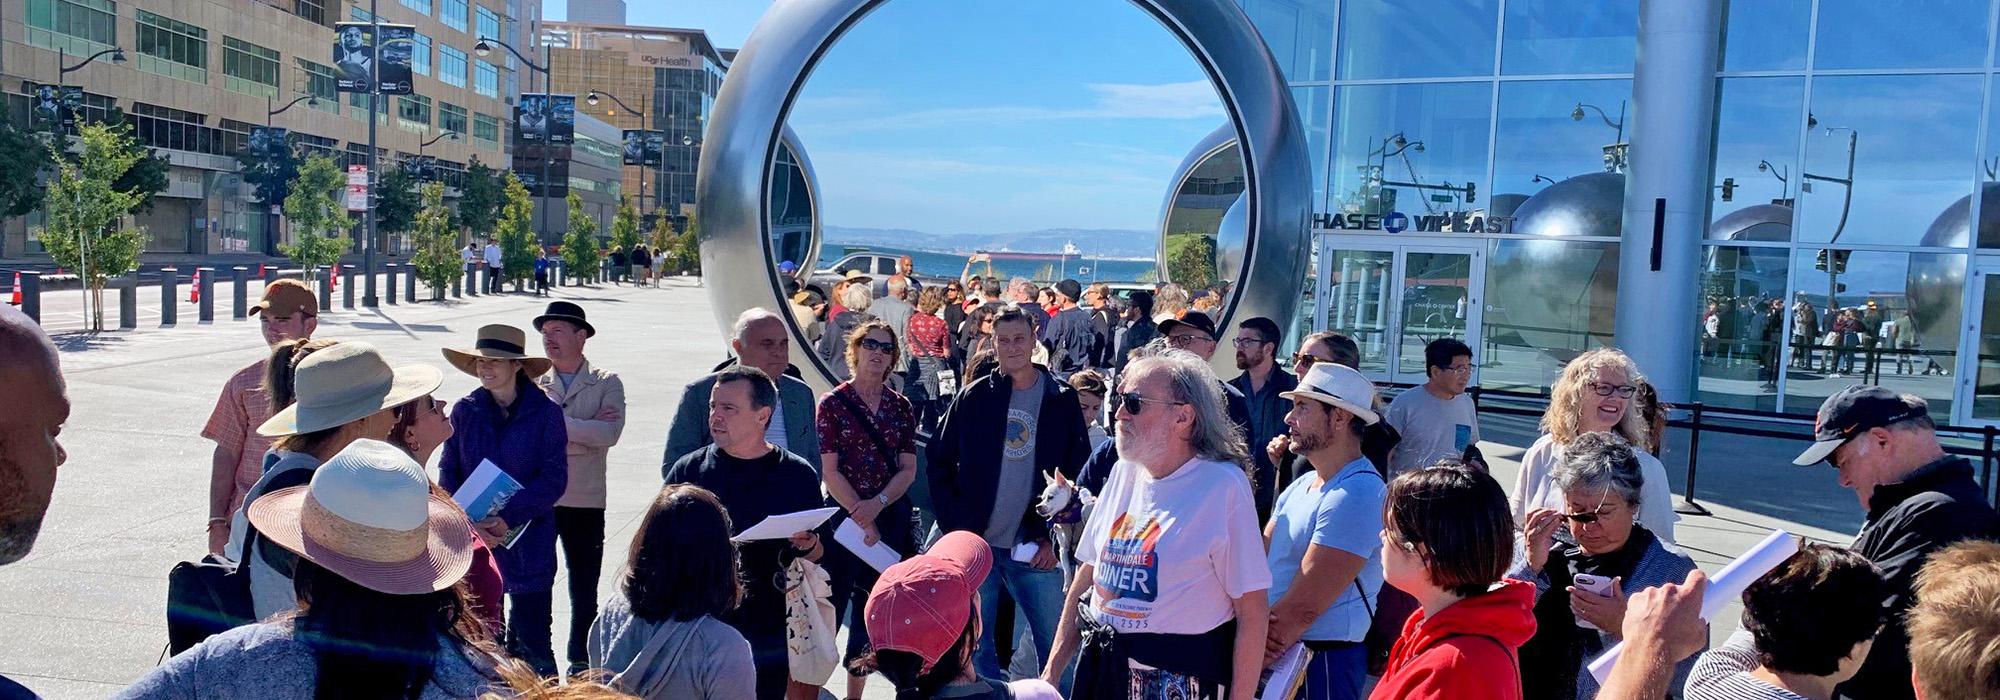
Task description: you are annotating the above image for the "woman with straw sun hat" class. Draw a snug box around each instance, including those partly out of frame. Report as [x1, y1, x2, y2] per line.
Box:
[222, 341, 442, 620]
[121, 439, 504, 699]
[438, 323, 570, 676]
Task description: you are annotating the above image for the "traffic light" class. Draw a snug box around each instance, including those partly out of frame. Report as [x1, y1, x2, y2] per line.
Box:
[1816, 249, 1829, 272]
[1464, 181, 1477, 204]
[1832, 250, 1850, 274]
[1719, 177, 1736, 202]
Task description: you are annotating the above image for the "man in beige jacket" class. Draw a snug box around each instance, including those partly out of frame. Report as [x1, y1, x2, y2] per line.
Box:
[533, 301, 626, 676]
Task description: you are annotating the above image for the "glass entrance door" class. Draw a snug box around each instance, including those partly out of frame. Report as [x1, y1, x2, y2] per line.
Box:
[1315, 238, 1484, 384]
[1955, 263, 2000, 426]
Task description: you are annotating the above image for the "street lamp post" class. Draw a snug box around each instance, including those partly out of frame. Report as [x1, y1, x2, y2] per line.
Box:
[418, 129, 459, 156]
[1806, 125, 1860, 323]
[52, 45, 126, 330]
[476, 29, 552, 244]
[585, 89, 650, 212]
[1571, 100, 1629, 172]
[264, 93, 319, 256]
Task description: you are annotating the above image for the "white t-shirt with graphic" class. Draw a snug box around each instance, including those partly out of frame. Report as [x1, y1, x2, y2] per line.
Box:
[1076, 456, 1272, 635]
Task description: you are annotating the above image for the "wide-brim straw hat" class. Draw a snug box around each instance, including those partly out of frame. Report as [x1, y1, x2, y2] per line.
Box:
[443, 324, 554, 377]
[256, 342, 444, 437]
[248, 439, 474, 595]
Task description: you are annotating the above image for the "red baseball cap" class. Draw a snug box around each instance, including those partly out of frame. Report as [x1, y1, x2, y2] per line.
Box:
[865, 531, 992, 671]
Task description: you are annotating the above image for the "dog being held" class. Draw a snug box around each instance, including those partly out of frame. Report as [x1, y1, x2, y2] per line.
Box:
[1035, 470, 1096, 562]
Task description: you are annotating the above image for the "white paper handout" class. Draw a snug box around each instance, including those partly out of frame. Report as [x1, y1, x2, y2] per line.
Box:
[1257, 642, 1307, 700]
[1586, 529, 1802, 682]
[732, 507, 840, 543]
[834, 519, 904, 572]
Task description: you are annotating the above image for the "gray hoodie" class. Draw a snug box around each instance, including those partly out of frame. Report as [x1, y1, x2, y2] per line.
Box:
[588, 592, 756, 700]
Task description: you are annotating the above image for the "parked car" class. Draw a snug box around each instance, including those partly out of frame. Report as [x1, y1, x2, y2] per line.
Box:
[805, 251, 947, 298]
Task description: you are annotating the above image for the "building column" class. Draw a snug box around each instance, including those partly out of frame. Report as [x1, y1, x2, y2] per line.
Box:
[1615, 0, 1724, 404]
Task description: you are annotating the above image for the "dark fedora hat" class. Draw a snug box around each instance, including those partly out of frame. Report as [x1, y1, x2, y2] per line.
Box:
[533, 301, 595, 337]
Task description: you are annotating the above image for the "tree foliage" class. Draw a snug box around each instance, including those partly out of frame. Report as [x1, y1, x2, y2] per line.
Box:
[35, 123, 151, 331]
[375, 163, 420, 235]
[1163, 232, 1217, 291]
[0, 104, 53, 218]
[409, 181, 461, 299]
[560, 192, 601, 283]
[668, 210, 702, 275]
[609, 195, 641, 255]
[496, 173, 538, 290]
[456, 157, 505, 238]
[280, 155, 354, 279]
[233, 133, 299, 211]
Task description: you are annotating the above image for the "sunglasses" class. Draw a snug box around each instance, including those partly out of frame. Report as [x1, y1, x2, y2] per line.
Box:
[1588, 382, 1638, 398]
[1561, 488, 1616, 525]
[1117, 392, 1187, 415]
[1293, 353, 1334, 370]
[859, 338, 896, 353]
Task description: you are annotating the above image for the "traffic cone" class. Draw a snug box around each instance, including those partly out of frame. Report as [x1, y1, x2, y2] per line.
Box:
[257, 263, 265, 278]
[331, 269, 339, 290]
[8, 272, 19, 306]
[189, 270, 201, 303]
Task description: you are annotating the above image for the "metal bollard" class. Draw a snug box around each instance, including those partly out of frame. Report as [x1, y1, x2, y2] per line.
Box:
[555, 261, 565, 287]
[468, 263, 481, 296]
[385, 263, 399, 305]
[341, 265, 356, 309]
[17, 271, 41, 323]
[232, 266, 249, 319]
[160, 267, 179, 326]
[197, 267, 216, 322]
[318, 268, 333, 311]
[117, 275, 137, 329]
[404, 266, 417, 302]
[453, 273, 463, 298]
[263, 266, 277, 285]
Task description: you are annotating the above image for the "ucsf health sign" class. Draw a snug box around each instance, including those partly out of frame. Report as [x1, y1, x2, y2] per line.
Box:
[1313, 210, 1516, 234]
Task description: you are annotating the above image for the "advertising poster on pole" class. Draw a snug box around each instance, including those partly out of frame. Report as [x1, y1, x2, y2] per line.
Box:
[375, 24, 416, 95]
[333, 23, 374, 92]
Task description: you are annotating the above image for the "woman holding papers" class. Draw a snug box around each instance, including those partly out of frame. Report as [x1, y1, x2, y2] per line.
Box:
[438, 324, 570, 677]
[817, 320, 921, 700]
[665, 365, 826, 700]
[1369, 463, 1535, 700]
[1516, 432, 1699, 700]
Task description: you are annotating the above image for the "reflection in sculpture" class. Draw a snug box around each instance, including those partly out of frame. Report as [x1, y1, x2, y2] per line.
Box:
[1159, 124, 1246, 294]
[1485, 171, 1623, 379]
[699, 0, 1313, 388]
[768, 128, 818, 278]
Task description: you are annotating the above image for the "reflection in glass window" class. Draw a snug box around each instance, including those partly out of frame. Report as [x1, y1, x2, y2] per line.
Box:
[1241, 0, 1332, 82]
[1977, 75, 2000, 249]
[1797, 75, 1980, 246]
[1500, 0, 1638, 76]
[1482, 238, 1620, 393]
[1336, 0, 1496, 80]
[1783, 249, 1962, 415]
[1719, 0, 1809, 72]
[1322, 248, 1395, 376]
[1329, 82, 1489, 222]
[1709, 78, 1804, 243]
[1815, 0, 1989, 71]
[1292, 86, 1329, 215]
[1493, 79, 1631, 202]
[1697, 246, 1790, 410]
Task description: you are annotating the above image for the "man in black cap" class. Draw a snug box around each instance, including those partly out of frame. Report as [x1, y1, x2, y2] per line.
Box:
[1159, 309, 1253, 433]
[1791, 385, 1999, 700]
[532, 301, 627, 676]
[1039, 279, 1101, 381]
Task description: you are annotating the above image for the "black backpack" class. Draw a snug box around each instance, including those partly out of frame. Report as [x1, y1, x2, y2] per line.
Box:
[165, 552, 254, 654]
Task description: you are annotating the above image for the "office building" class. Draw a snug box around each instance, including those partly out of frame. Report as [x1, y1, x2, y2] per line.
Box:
[563, 0, 622, 25]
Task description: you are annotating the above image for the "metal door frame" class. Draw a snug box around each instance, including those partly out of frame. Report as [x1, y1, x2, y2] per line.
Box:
[1951, 260, 2000, 427]
[1314, 234, 1486, 385]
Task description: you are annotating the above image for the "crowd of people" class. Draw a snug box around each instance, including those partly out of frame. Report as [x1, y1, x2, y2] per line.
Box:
[1, 269, 1999, 700]
[1699, 292, 1942, 387]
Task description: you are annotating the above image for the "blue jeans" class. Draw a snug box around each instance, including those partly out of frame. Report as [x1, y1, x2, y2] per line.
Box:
[1298, 642, 1367, 700]
[974, 545, 1066, 680]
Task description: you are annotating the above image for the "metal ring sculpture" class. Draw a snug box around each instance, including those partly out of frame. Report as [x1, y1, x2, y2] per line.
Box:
[698, 0, 1312, 389]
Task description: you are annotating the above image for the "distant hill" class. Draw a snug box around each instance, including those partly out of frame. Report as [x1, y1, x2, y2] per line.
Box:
[822, 226, 1156, 259]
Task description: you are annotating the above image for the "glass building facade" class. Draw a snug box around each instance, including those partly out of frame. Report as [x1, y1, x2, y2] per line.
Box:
[1238, 0, 2000, 425]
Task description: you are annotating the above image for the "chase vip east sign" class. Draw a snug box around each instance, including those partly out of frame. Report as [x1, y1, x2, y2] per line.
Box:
[1313, 211, 1517, 234]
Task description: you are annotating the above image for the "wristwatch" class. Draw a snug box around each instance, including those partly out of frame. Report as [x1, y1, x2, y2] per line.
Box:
[875, 493, 889, 506]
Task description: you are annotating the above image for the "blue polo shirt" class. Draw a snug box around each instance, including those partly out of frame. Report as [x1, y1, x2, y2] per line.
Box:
[1264, 456, 1386, 642]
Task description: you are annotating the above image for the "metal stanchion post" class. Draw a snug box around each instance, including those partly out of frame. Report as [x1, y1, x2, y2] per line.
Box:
[160, 267, 179, 326]
[117, 275, 137, 329]
[18, 272, 40, 323]
[342, 265, 356, 309]
[405, 266, 418, 302]
[232, 267, 249, 319]
[386, 263, 399, 305]
[468, 263, 481, 297]
[1675, 402, 1712, 516]
[318, 268, 333, 311]
[197, 267, 215, 322]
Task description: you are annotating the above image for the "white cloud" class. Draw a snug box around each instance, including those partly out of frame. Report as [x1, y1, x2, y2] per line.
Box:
[792, 80, 1225, 135]
[1083, 80, 1225, 120]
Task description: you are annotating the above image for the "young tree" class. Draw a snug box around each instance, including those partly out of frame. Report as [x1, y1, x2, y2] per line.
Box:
[374, 163, 420, 239]
[495, 173, 538, 291]
[408, 181, 461, 300]
[234, 129, 299, 252]
[35, 123, 150, 331]
[0, 104, 53, 219]
[645, 209, 673, 253]
[559, 192, 602, 285]
[456, 157, 504, 238]
[97, 108, 170, 214]
[609, 195, 641, 256]
[670, 210, 702, 276]
[281, 155, 354, 280]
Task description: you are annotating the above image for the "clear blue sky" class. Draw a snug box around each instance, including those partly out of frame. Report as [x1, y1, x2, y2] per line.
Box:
[549, 0, 1226, 238]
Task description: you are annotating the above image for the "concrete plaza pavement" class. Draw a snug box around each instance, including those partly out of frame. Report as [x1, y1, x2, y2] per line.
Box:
[1, 275, 1888, 698]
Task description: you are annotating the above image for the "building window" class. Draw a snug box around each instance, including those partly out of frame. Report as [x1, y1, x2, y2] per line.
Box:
[475, 5, 500, 40]
[129, 102, 234, 156]
[439, 101, 467, 135]
[350, 6, 372, 21]
[398, 94, 432, 126]
[136, 10, 209, 84]
[349, 93, 388, 123]
[440, 0, 468, 31]
[412, 32, 433, 77]
[439, 45, 468, 88]
[296, 58, 342, 112]
[473, 112, 499, 146]
[399, 0, 432, 17]
[294, 0, 326, 26]
[223, 37, 282, 99]
[474, 60, 499, 98]
[25, 0, 117, 55]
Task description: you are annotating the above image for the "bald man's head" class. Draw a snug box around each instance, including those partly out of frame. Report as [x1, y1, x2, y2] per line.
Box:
[0, 306, 66, 565]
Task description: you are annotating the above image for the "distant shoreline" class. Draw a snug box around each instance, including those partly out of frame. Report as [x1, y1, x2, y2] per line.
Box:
[821, 240, 1154, 263]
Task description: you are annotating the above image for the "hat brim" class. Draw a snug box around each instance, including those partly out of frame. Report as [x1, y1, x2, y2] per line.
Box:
[531, 314, 595, 338]
[1157, 318, 1211, 338]
[1793, 437, 1845, 466]
[442, 347, 555, 378]
[1280, 388, 1381, 425]
[256, 364, 443, 437]
[247, 485, 476, 595]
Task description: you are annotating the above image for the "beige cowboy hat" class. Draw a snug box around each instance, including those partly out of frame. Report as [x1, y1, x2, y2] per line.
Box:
[442, 324, 554, 377]
[248, 439, 475, 595]
[256, 342, 443, 437]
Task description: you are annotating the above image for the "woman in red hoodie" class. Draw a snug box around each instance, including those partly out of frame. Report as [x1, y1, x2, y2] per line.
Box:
[1370, 463, 1538, 700]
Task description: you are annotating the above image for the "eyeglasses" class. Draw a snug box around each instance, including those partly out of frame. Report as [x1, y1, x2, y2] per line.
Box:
[1587, 382, 1638, 398]
[859, 338, 896, 353]
[1232, 337, 1271, 347]
[1167, 333, 1214, 347]
[1293, 353, 1334, 371]
[1439, 364, 1475, 375]
[1117, 392, 1187, 415]
[1562, 488, 1616, 526]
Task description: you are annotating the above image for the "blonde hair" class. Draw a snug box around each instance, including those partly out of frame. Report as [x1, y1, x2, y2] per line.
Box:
[915, 286, 946, 315]
[843, 320, 901, 384]
[1909, 541, 2000, 700]
[481, 660, 637, 699]
[1542, 348, 1652, 452]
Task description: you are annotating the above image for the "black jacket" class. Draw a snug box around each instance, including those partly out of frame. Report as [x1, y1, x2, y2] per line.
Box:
[927, 367, 1092, 546]
[1838, 456, 2000, 700]
[1228, 368, 1299, 521]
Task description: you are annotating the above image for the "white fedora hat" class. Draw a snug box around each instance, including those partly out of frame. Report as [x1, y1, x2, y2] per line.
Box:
[248, 439, 474, 595]
[257, 342, 443, 437]
[1281, 362, 1381, 425]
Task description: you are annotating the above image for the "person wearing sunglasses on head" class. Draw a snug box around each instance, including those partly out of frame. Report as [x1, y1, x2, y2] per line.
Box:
[1517, 432, 1700, 700]
[1510, 349, 1678, 544]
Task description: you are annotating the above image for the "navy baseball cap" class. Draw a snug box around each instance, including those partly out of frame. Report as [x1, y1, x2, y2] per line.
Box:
[1793, 385, 1929, 466]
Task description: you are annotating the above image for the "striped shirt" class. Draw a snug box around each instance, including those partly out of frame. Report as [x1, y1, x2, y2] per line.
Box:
[1687, 630, 1809, 700]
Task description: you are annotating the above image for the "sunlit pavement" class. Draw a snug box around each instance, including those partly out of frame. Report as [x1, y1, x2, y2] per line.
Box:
[2, 277, 1875, 698]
